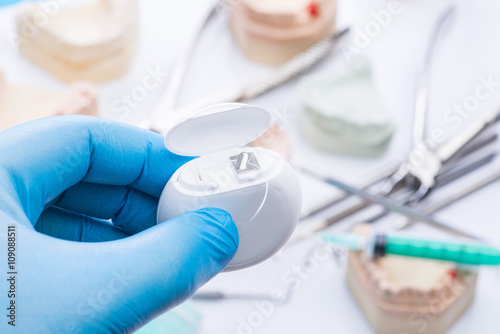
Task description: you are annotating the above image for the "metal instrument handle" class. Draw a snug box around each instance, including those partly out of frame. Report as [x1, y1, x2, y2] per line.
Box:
[165, 28, 350, 123]
[412, 6, 455, 148]
[437, 107, 500, 162]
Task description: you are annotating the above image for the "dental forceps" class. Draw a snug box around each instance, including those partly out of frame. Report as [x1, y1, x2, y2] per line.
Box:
[298, 164, 481, 240]
[365, 5, 500, 209]
[381, 6, 455, 204]
[289, 6, 500, 244]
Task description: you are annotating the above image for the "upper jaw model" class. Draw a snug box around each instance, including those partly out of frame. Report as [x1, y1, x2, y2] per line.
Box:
[230, 0, 337, 65]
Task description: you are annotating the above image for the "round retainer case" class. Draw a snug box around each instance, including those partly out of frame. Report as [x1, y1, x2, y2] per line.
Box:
[157, 103, 302, 271]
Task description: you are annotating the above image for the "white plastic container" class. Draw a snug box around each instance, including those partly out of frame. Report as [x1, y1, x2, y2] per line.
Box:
[157, 103, 302, 271]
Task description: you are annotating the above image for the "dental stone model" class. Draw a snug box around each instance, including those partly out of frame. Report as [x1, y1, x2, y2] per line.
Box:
[251, 123, 292, 159]
[299, 59, 395, 156]
[346, 224, 477, 334]
[0, 71, 98, 132]
[230, 0, 337, 65]
[16, 0, 138, 82]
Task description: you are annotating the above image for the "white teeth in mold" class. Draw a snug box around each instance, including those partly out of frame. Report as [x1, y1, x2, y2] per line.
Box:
[346, 224, 478, 334]
[230, 0, 338, 65]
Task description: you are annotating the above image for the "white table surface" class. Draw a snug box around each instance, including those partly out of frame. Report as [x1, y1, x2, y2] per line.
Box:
[1, 0, 500, 333]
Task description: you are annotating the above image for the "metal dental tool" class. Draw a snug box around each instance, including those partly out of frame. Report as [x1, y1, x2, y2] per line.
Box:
[299, 161, 401, 219]
[171, 28, 350, 120]
[138, 1, 220, 132]
[297, 7, 457, 225]
[375, 5, 498, 204]
[161, 28, 350, 133]
[295, 106, 500, 234]
[287, 163, 500, 267]
[284, 136, 498, 250]
[296, 5, 500, 230]
[140, 12, 349, 134]
[299, 106, 499, 221]
[298, 164, 481, 240]
[192, 290, 291, 304]
[364, 137, 499, 223]
[391, 167, 500, 231]
[380, 6, 456, 203]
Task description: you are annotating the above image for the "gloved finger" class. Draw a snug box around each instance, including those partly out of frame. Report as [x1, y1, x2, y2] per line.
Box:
[35, 206, 130, 242]
[22, 208, 239, 332]
[0, 116, 192, 226]
[105, 208, 238, 332]
[54, 182, 158, 234]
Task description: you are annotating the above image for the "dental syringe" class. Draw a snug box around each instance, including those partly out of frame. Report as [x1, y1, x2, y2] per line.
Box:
[322, 232, 500, 266]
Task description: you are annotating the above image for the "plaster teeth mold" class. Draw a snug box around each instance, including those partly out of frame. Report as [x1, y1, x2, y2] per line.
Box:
[230, 0, 337, 65]
[298, 59, 395, 156]
[346, 225, 478, 334]
[16, 0, 138, 82]
[0, 70, 97, 132]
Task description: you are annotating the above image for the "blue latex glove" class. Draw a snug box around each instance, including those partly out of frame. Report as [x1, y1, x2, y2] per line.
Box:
[0, 0, 22, 7]
[0, 116, 239, 333]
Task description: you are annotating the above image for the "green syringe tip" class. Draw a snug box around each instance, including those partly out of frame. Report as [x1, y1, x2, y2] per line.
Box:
[322, 233, 362, 250]
[385, 236, 500, 266]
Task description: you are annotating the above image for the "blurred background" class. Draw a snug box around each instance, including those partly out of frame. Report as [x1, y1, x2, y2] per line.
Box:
[1, 0, 500, 333]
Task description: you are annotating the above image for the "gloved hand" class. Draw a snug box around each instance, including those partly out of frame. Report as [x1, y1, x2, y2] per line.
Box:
[0, 116, 239, 333]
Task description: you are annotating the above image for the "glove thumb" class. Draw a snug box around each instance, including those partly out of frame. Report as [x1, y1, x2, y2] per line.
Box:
[96, 207, 239, 332]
